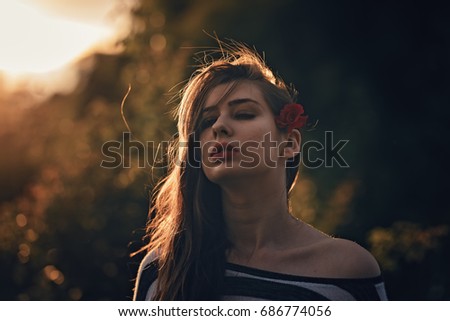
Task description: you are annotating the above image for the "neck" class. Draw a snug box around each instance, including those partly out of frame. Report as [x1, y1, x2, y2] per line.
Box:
[220, 171, 300, 258]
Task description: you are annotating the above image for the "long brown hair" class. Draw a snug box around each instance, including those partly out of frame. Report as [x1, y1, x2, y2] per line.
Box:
[144, 43, 301, 300]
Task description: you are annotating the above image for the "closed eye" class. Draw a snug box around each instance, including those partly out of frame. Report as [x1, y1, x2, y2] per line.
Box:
[199, 117, 217, 131]
[235, 113, 255, 120]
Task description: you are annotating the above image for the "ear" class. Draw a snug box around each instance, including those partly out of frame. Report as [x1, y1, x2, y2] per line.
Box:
[282, 129, 301, 159]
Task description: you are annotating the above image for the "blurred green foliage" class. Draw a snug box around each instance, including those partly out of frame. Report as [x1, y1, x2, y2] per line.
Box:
[0, 0, 449, 300]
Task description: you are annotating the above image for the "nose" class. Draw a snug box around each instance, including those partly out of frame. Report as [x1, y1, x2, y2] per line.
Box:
[211, 115, 232, 138]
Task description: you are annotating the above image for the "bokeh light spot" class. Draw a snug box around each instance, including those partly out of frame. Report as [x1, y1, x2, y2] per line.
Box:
[16, 213, 27, 228]
[150, 34, 166, 51]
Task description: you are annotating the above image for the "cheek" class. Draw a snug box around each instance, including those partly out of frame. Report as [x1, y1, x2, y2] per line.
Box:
[244, 119, 276, 139]
[199, 129, 212, 143]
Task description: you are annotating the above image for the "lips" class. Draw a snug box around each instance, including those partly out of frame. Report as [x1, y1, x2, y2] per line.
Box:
[208, 142, 240, 159]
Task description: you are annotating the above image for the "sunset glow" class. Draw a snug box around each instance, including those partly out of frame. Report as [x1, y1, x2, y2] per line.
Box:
[0, 0, 132, 95]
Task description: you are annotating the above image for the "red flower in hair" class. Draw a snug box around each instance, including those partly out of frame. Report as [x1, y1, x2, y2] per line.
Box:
[275, 103, 308, 134]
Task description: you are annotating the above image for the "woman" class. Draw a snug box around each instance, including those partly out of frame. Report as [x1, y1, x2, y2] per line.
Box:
[133, 43, 387, 300]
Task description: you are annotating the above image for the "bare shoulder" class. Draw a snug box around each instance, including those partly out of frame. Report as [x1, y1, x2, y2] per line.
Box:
[318, 237, 381, 278]
[284, 224, 381, 279]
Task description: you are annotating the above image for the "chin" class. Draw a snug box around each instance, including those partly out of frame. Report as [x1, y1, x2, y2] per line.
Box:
[203, 166, 241, 184]
[202, 163, 264, 186]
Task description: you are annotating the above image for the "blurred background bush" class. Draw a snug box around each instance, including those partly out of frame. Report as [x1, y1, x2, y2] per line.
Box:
[0, 0, 448, 300]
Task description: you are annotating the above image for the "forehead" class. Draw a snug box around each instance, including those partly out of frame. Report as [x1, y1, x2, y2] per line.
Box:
[203, 81, 267, 109]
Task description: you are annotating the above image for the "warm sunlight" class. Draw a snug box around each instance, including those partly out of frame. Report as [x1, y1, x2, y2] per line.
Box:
[0, 0, 132, 96]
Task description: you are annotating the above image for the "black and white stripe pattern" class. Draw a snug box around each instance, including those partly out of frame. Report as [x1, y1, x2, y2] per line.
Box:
[222, 263, 387, 300]
[134, 259, 387, 301]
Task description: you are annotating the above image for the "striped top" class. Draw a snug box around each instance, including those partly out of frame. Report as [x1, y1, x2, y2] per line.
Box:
[134, 255, 388, 301]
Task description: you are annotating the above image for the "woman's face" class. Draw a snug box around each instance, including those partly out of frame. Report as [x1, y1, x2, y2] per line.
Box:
[198, 81, 287, 184]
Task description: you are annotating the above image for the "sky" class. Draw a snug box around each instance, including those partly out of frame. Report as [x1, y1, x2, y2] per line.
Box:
[0, 0, 134, 98]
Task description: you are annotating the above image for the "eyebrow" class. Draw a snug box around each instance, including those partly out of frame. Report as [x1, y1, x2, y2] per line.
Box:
[203, 98, 262, 112]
